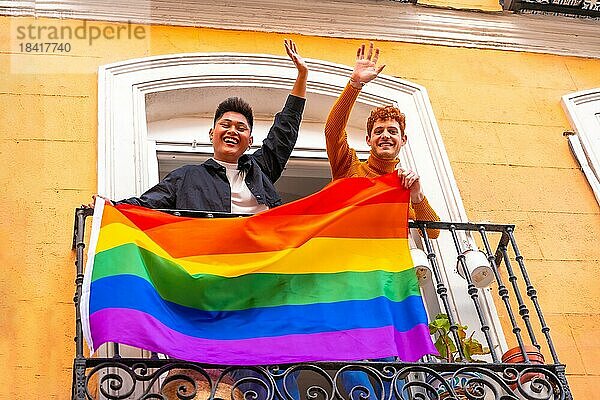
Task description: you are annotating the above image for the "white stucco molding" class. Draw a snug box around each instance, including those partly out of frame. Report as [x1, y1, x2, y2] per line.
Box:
[562, 88, 600, 204]
[2, 0, 600, 58]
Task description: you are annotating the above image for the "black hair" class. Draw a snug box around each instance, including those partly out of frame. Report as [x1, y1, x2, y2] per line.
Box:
[213, 97, 254, 131]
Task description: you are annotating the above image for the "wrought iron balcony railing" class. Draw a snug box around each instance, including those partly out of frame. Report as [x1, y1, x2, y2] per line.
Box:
[71, 207, 573, 400]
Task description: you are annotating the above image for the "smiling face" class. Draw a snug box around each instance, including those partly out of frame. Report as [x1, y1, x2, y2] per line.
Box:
[366, 118, 407, 160]
[210, 111, 253, 163]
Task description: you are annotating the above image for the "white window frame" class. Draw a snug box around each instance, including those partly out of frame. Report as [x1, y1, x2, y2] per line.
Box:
[98, 52, 507, 356]
[562, 88, 600, 205]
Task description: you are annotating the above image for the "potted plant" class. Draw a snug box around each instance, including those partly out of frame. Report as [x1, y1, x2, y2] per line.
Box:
[427, 313, 490, 399]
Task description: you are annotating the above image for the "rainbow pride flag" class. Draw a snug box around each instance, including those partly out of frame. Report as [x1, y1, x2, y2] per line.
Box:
[81, 173, 436, 365]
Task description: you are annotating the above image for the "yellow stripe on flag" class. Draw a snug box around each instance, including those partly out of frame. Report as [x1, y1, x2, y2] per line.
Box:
[96, 222, 413, 277]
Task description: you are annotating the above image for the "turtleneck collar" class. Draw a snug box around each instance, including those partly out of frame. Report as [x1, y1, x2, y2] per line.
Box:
[365, 151, 399, 175]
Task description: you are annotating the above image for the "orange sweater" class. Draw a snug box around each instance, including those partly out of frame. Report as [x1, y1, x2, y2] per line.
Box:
[325, 82, 440, 238]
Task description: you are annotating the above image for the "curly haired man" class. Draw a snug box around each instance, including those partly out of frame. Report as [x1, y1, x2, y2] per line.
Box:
[325, 42, 440, 233]
[324, 42, 440, 399]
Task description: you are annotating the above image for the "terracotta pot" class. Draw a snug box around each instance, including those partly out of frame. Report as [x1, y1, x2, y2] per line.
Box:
[501, 345, 545, 390]
[501, 345, 545, 364]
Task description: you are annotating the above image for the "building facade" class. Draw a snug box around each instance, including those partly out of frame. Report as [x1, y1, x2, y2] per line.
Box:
[1, 0, 599, 398]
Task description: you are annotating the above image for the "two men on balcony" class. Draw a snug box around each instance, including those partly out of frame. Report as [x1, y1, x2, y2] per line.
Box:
[87, 41, 440, 400]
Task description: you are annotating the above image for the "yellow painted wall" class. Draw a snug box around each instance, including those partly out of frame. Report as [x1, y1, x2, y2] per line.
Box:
[0, 16, 599, 399]
[419, 0, 502, 12]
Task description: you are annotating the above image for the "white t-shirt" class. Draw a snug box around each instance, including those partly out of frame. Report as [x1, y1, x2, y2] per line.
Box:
[212, 158, 269, 215]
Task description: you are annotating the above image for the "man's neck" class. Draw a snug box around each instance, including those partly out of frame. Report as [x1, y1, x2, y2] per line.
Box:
[367, 151, 399, 175]
[212, 155, 239, 165]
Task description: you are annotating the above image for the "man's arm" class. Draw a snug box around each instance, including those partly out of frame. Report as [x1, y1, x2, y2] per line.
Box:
[324, 83, 361, 179]
[253, 40, 307, 183]
[412, 196, 441, 239]
[86, 169, 180, 209]
[325, 42, 386, 179]
[399, 168, 441, 239]
[116, 173, 178, 209]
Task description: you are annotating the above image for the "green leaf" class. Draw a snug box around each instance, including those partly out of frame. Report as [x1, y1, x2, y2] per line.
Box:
[461, 333, 490, 361]
[434, 335, 448, 359]
[429, 313, 451, 334]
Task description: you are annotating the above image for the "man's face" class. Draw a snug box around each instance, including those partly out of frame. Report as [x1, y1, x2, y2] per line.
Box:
[366, 118, 407, 160]
[210, 111, 253, 163]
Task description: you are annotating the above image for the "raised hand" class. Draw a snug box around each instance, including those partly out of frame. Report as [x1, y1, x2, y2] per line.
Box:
[285, 39, 308, 98]
[350, 42, 385, 89]
[284, 39, 308, 76]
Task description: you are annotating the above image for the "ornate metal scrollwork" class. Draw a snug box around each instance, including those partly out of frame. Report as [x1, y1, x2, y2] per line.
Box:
[79, 359, 568, 400]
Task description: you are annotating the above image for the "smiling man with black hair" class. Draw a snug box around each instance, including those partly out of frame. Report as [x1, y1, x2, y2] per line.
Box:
[88, 40, 307, 214]
[86, 39, 308, 400]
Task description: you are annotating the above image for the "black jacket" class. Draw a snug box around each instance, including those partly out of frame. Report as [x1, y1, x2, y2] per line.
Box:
[117, 95, 305, 212]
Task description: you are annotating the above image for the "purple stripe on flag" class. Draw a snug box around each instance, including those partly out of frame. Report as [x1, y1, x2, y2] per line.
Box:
[90, 308, 437, 364]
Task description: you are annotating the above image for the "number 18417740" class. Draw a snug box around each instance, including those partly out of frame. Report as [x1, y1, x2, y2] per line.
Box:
[19, 42, 71, 53]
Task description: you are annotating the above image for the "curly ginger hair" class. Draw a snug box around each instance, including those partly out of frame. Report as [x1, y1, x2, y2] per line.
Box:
[366, 105, 406, 137]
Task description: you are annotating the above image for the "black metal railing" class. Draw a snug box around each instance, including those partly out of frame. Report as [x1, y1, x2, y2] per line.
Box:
[72, 207, 573, 400]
